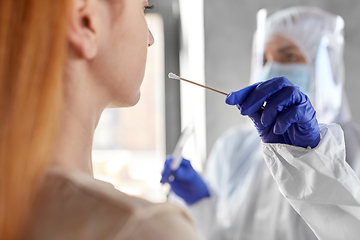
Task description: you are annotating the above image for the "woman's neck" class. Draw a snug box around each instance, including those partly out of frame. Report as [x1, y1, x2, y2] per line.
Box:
[51, 107, 100, 175]
[51, 61, 108, 175]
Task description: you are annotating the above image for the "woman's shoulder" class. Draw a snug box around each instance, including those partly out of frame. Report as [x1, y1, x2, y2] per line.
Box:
[24, 168, 202, 240]
[115, 202, 203, 240]
[47, 168, 151, 209]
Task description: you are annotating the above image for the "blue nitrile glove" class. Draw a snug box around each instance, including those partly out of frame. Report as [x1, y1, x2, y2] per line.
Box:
[225, 77, 320, 148]
[160, 156, 210, 205]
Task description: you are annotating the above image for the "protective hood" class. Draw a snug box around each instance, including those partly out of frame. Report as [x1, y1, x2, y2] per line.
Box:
[251, 6, 351, 124]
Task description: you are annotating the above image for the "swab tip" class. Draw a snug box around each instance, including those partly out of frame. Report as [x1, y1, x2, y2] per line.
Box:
[168, 72, 180, 79]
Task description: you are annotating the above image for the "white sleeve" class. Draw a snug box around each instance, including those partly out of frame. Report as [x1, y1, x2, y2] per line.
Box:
[262, 123, 360, 240]
[167, 188, 219, 240]
[188, 187, 221, 239]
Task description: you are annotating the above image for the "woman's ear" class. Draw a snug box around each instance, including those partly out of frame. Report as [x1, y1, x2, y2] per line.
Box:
[67, 0, 98, 59]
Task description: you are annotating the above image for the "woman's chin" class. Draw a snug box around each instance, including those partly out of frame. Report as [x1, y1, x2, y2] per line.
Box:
[128, 92, 141, 106]
[111, 92, 141, 108]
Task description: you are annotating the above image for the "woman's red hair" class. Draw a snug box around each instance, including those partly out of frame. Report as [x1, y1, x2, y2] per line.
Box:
[0, 0, 71, 239]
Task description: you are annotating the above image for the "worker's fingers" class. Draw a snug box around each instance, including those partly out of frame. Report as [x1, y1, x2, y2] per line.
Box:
[272, 105, 305, 134]
[160, 171, 171, 184]
[226, 83, 260, 108]
[261, 86, 304, 127]
[160, 168, 171, 183]
[273, 104, 319, 148]
[174, 159, 194, 182]
[241, 77, 294, 116]
[271, 95, 315, 135]
[248, 109, 280, 142]
[161, 158, 194, 183]
[160, 156, 173, 184]
[248, 109, 264, 130]
[165, 155, 172, 167]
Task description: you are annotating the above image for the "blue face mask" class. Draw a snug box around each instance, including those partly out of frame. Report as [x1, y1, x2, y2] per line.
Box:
[258, 62, 311, 97]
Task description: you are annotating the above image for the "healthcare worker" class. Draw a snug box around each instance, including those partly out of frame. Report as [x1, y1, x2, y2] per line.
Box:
[161, 6, 360, 240]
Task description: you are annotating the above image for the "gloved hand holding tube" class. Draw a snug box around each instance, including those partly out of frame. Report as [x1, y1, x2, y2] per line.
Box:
[160, 156, 210, 205]
[226, 77, 320, 148]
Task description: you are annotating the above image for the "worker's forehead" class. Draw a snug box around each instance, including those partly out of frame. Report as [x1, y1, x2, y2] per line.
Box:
[265, 35, 300, 52]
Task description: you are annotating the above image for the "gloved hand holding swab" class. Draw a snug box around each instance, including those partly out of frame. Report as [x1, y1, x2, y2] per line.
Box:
[168, 73, 228, 96]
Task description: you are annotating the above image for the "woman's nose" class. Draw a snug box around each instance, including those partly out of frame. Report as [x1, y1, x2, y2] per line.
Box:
[148, 29, 154, 47]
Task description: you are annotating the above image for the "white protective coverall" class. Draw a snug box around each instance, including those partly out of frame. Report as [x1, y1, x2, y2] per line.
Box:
[263, 123, 360, 240]
[170, 6, 360, 240]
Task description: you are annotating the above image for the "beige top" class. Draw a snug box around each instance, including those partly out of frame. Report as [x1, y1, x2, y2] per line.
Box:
[23, 168, 203, 240]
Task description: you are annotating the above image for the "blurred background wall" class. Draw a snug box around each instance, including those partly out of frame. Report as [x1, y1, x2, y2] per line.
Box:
[204, 0, 360, 155]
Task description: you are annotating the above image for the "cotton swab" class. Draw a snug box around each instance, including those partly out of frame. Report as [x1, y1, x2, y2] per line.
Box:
[168, 73, 264, 113]
[168, 73, 228, 96]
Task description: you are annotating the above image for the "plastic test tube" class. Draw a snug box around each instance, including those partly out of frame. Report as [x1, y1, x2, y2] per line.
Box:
[170, 125, 193, 171]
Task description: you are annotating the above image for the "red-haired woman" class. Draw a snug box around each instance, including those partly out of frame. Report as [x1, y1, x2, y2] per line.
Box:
[0, 0, 202, 239]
